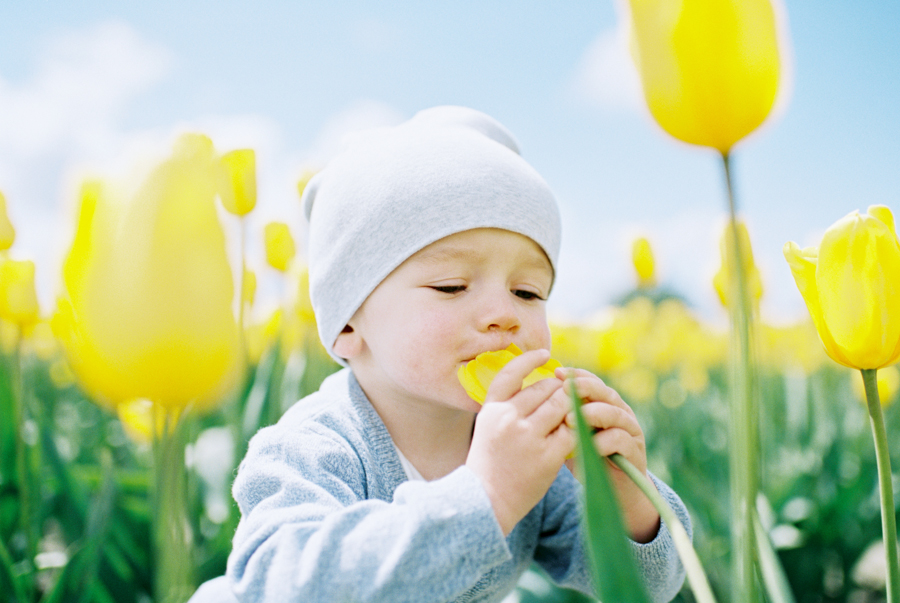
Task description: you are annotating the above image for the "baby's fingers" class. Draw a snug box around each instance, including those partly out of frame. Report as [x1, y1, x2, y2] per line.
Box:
[485, 349, 554, 407]
[571, 401, 642, 438]
[557, 371, 632, 414]
[592, 427, 647, 474]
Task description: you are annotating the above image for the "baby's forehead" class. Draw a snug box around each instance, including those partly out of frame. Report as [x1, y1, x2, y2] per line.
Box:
[409, 228, 552, 272]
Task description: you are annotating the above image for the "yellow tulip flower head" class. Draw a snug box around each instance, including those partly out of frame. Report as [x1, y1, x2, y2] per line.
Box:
[0, 191, 15, 251]
[458, 344, 562, 404]
[0, 258, 39, 327]
[784, 205, 900, 370]
[627, 0, 783, 153]
[218, 148, 257, 216]
[632, 236, 656, 287]
[264, 221, 296, 272]
[713, 220, 763, 310]
[58, 134, 241, 412]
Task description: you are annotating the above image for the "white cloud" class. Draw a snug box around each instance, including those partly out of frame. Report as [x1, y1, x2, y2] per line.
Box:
[569, 17, 643, 113]
[300, 99, 406, 166]
[0, 20, 171, 161]
[0, 20, 173, 308]
[0, 15, 407, 320]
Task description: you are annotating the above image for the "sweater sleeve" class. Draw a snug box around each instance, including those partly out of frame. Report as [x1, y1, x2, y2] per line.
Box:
[226, 426, 511, 603]
[533, 468, 690, 603]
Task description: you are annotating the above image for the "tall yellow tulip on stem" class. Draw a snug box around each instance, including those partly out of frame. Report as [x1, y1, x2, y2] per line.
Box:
[58, 134, 241, 603]
[0, 252, 40, 599]
[785, 206, 900, 603]
[218, 148, 257, 367]
[627, 1, 784, 601]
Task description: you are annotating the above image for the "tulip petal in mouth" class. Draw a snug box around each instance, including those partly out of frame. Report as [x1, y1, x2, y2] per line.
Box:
[458, 343, 562, 404]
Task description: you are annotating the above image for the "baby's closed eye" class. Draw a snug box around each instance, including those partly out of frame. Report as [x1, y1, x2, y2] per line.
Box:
[431, 285, 466, 294]
[513, 289, 545, 301]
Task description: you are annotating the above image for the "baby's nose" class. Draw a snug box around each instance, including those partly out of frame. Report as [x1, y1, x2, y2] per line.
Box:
[481, 292, 520, 332]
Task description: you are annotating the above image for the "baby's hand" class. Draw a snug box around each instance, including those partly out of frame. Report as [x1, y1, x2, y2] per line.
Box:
[466, 349, 574, 535]
[558, 368, 660, 543]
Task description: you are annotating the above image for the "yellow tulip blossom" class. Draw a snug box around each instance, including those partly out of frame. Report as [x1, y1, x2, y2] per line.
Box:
[218, 149, 257, 216]
[264, 221, 296, 272]
[632, 236, 656, 287]
[784, 205, 900, 370]
[713, 220, 763, 310]
[0, 191, 14, 250]
[0, 258, 39, 327]
[458, 344, 562, 404]
[627, 0, 782, 152]
[57, 133, 241, 412]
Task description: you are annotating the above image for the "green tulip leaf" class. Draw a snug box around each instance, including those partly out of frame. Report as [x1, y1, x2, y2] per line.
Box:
[570, 381, 651, 603]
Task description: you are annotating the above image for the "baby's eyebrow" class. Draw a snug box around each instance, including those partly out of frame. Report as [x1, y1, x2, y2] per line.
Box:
[414, 245, 482, 265]
[414, 244, 552, 274]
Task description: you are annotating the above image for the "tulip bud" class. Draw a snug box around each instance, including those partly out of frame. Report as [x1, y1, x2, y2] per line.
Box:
[784, 205, 900, 370]
[58, 133, 241, 412]
[632, 236, 656, 287]
[0, 191, 14, 251]
[627, 0, 783, 152]
[218, 149, 257, 216]
[713, 220, 762, 310]
[0, 258, 39, 326]
[264, 222, 296, 272]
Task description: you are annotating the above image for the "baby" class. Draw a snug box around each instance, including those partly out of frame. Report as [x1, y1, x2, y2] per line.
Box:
[191, 106, 690, 602]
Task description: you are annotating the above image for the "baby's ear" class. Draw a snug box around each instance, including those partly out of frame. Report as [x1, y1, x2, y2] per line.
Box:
[332, 324, 363, 360]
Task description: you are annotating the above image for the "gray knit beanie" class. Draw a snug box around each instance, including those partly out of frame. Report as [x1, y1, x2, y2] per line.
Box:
[301, 105, 561, 364]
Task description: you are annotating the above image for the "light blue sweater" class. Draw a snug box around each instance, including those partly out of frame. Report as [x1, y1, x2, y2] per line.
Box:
[194, 369, 690, 603]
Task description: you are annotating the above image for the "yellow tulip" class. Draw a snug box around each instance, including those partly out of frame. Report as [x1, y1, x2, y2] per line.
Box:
[218, 149, 257, 216]
[784, 205, 900, 370]
[0, 191, 14, 250]
[627, 0, 782, 152]
[713, 220, 763, 310]
[0, 258, 39, 327]
[57, 133, 241, 412]
[264, 222, 296, 272]
[458, 344, 562, 404]
[632, 236, 656, 287]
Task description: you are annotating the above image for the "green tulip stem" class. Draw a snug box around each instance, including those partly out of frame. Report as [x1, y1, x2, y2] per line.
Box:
[862, 368, 900, 603]
[721, 151, 761, 603]
[238, 216, 249, 368]
[152, 408, 196, 603]
[11, 329, 35, 598]
[609, 453, 718, 603]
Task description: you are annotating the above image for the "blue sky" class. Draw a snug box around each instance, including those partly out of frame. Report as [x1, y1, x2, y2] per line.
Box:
[0, 1, 897, 326]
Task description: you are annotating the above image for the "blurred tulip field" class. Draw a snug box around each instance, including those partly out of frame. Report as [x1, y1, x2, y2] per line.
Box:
[0, 149, 897, 601]
[3, 1, 900, 602]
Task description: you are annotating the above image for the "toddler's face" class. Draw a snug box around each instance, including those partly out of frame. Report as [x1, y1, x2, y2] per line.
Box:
[346, 228, 553, 413]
